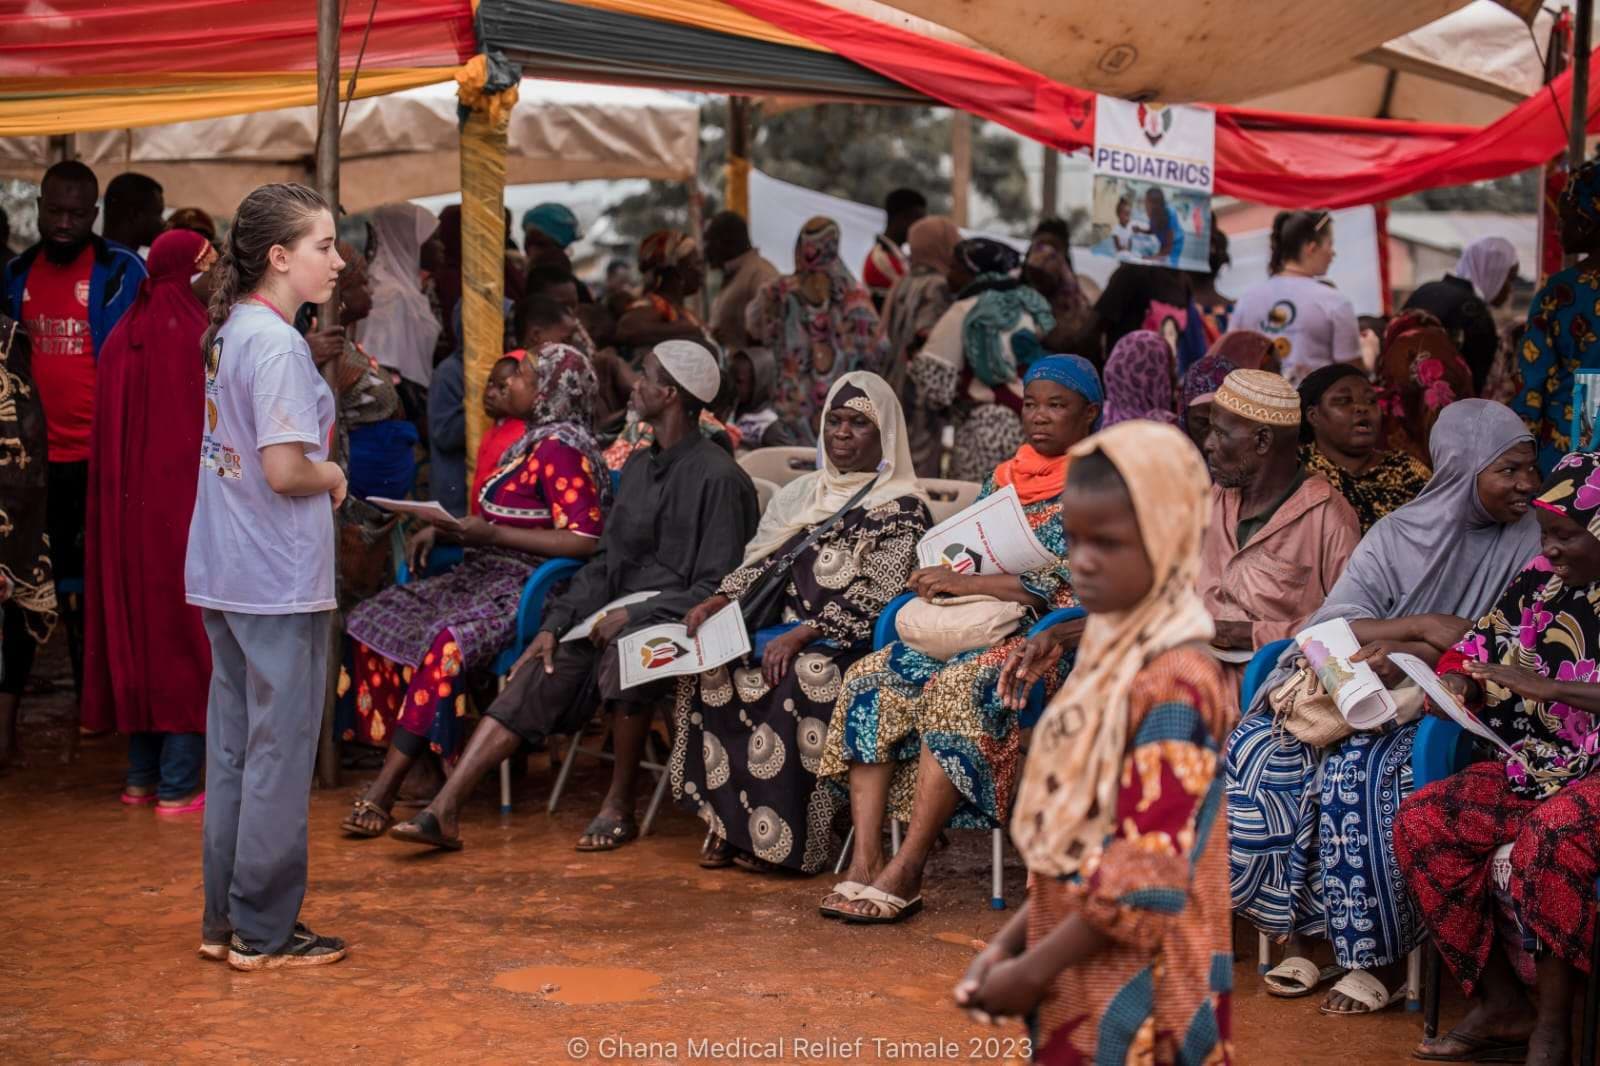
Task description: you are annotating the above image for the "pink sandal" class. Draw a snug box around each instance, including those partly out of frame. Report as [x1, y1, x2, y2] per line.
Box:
[156, 792, 206, 816]
[120, 791, 157, 807]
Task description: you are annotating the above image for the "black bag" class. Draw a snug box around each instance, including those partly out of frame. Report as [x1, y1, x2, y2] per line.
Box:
[738, 476, 879, 632]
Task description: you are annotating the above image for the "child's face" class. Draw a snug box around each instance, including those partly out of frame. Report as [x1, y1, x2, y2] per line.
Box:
[1058, 478, 1152, 614]
[1116, 202, 1131, 225]
[483, 363, 518, 418]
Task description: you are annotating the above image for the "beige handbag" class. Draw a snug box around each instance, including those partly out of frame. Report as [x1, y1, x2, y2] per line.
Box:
[894, 594, 1027, 660]
[1268, 661, 1427, 749]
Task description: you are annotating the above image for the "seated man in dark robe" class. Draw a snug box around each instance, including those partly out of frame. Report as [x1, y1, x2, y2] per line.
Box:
[389, 340, 759, 852]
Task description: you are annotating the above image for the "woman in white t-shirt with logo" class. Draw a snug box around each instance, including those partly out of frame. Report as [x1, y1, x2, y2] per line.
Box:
[185, 182, 349, 971]
[1231, 210, 1366, 386]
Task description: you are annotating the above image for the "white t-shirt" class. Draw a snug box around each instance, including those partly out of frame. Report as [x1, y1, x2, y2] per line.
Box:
[185, 302, 337, 615]
[1231, 274, 1361, 385]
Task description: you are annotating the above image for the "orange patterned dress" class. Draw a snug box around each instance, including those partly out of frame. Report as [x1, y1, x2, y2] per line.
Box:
[1026, 646, 1234, 1065]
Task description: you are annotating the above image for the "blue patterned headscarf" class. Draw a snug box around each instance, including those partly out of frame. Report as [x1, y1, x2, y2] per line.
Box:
[521, 203, 581, 248]
[1024, 354, 1103, 427]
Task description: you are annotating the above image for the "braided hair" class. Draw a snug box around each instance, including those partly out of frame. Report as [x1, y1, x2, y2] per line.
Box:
[202, 182, 329, 352]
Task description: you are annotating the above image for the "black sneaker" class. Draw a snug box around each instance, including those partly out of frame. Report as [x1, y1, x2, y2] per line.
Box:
[227, 925, 347, 971]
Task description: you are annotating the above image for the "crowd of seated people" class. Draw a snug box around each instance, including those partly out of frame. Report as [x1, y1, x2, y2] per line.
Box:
[19, 154, 1600, 1063]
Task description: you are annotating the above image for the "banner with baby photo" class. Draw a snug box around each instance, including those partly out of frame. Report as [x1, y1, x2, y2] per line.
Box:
[1089, 98, 1214, 274]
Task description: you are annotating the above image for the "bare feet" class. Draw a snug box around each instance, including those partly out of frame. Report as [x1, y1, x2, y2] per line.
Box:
[1414, 1000, 1534, 1059]
[1525, 1021, 1572, 1066]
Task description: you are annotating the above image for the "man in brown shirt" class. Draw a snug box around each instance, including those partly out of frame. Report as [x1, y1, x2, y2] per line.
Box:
[1198, 369, 1361, 707]
[703, 211, 778, 351]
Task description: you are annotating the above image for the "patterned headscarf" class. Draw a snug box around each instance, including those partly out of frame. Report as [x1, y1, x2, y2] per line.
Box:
[747, 217, 883, 414]
[487, 342, 612, 512]
[1377, 311, 1473, 465]
[955, 237, 1022, 278]
[1536, 451, 1600, 540]
[907, 216, 962, 275]
[1024, 354, 1102, 411]
[1181, 330, 1274, 414]
[1012, 421, 1216, 878]
[638, 230, 699, 291]
[1102, 330, 1179, 427]
[1560, 158, 1600, 231]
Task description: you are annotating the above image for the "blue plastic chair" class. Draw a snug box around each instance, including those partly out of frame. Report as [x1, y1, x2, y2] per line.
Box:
[1241, 638, 1294, 710]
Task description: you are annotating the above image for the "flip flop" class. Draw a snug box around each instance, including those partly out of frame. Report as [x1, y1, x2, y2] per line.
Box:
[819, 881, 868, 920]
[156, 792, 206, 816]
[1318, 970, 1405, 1015]
[575, 813, 638, 852]
[699, 832, 734, 869]
[1263, 956, 1343, 998]
[841, 886, 924, 924]
[388, 811, 463, 851]
[732, 852, 789, 875]
[1413, 1028, 1531, 1063]
[340, 797, 394, 838]
[120, 791, 157, 807]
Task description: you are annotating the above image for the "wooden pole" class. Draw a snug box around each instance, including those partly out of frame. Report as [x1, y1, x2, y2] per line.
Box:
[726, 96, 751, 219]
[950, 111, 972, 228]
[1571, 0, 1594, 172]
[313, 0, 342, 790]
[1041, 145, 1059, 218]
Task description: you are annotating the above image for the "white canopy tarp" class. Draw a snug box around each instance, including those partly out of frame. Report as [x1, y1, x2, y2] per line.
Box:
[0, 79, 699, 217]
[864, 0, 1535, 104]
[1242, 2, 1559, 125]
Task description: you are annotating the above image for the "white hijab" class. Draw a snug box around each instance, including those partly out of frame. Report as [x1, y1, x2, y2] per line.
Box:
[357, 202, 443, 387]
[1454, 236, 1518, 303]
[740, 370, 928, 566]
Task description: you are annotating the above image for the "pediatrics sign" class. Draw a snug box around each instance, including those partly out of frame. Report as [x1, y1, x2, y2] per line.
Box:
[1088, 98, 1215, 274]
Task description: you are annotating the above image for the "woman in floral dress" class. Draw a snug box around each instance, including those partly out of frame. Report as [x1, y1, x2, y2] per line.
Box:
[820, 355, 1101, 923]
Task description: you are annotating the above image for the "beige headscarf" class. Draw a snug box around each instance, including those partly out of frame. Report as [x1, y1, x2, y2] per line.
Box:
[740, 370, 928, 566]
[1010, 421, 1216, 879]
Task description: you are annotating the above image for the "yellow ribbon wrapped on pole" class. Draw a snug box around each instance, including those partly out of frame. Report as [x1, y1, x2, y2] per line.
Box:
[456, 55, 519, 481]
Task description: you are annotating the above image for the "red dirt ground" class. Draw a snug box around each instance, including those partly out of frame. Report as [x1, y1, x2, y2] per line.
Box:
[0, 643, 1458, 1065]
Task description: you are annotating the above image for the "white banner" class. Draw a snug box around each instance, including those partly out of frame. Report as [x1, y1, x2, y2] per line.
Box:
[1089, 100, 1215, 273]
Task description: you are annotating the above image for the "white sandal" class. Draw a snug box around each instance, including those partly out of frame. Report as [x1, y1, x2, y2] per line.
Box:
[1319, 970, 1404, 1015]
[819, 881, 867, 920]
[1263, 956, 1344, 998]
[841, 886, 925, 925]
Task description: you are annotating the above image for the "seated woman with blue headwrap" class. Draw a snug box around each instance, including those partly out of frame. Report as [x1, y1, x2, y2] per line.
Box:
[817, 355, 1100, 923]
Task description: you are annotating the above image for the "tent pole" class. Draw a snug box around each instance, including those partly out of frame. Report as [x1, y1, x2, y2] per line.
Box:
[1572, 0, 1593, 171]
[313, 0, 342, 791]
[727, 96, 751, 219]
[1041, 145, 1059, 218]
[951, 111, 971, 227]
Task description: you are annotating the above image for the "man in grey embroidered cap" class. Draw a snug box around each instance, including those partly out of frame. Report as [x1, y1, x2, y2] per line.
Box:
[1197, 368, 1360, 704]
[390, 340, 759, 853]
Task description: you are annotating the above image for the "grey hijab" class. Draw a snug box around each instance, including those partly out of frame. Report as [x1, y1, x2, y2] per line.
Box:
[1248, 399, 1540, 711]
[735, 346, 777, 415]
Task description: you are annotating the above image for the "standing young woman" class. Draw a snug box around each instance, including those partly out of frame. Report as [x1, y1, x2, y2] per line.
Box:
[1232, 210, 1363, 386]
[185, 183, 348, 971]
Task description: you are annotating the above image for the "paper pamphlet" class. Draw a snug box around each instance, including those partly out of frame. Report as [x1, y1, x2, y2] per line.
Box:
[561, 591, 660, 643]
[915, 484, 1058, 575]
[365, 497, 463, 530]
[616, 601, 751, 690]
[1388, 652, 1522, 760]
[1294, 618, 1396, 730]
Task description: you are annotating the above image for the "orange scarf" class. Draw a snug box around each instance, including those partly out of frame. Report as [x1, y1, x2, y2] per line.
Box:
[992, 444, 1070, 505]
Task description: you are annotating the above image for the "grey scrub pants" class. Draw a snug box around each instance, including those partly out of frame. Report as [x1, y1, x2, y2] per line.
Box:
[200, 608, 331, 953]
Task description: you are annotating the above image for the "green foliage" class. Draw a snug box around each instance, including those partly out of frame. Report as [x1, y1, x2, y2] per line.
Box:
[606, 98, 1034, 246]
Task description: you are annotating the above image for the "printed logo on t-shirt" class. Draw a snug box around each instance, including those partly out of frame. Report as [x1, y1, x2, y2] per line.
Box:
[198, 337, 241, 480]
[74, 280, 90, 307]
[1264, 300, 1297, 332]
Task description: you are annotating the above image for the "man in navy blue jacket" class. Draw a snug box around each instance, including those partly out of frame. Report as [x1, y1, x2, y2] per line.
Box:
[2, 161, 147, 696]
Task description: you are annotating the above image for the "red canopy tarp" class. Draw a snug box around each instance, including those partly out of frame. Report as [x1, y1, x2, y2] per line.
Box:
[726, 0, 1600, 208]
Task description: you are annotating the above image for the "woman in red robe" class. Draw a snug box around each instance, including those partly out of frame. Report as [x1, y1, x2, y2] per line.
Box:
[82, 228, 215, 812]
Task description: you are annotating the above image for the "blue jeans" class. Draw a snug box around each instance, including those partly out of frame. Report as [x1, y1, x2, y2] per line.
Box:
[127, 731, 205, 800]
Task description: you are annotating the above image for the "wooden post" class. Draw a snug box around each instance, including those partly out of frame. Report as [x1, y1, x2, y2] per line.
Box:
[459, 67, 515, 480]
[1570, 0, 1594, 172]
[313, 0, 342, 790]
[1041, 145, 1059, 218]
[950, 111, 972, 228]
[726, 95, 751, 219]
